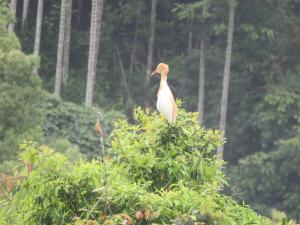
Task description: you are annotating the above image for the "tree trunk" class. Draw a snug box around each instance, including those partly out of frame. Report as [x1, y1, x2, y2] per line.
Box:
[145, 0, 157, 106]
[54, 0, 68, 97]
[188, 14, 194, 52]
[32, 0, 43, 75]
[8, 0, 17, 32]
[197, 40, 206, 125]
[217, 0, 236, 158]
[62, 0, 73, 84]
[116, 46, 133, 109]
[85, 0, 104, 107]
[128, 17, 139, 83]
[76, 0, 82, 24]
[95, 0, 104, 61]
[188, 31, 193, 51]
[21, 0, 30, 33]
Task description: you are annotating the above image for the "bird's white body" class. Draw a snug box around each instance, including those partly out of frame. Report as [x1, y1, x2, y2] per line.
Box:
[157, 80, 176, 123]
[151, 63, 177, 123]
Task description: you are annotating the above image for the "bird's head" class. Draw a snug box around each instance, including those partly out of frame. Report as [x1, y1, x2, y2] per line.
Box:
[151, 63, 169, 76]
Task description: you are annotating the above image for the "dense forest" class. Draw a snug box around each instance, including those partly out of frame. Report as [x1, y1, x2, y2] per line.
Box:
[0, 0, 300, 224]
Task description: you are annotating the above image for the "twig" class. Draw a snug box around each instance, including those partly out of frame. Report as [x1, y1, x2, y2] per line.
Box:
[87, 112, 110, 219]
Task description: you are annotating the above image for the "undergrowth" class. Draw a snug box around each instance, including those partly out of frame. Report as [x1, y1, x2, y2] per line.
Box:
[0, 107, 271, 225]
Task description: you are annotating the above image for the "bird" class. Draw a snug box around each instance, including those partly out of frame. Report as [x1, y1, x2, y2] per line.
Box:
[151, 63, 177, 123]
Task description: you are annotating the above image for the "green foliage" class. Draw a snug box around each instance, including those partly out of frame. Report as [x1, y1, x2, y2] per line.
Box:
[0, 2, 18, 52]
[2, 0, 300, 222]
[257, 89, 300, 149]
[0, 160, 21, 175]
[43, 95, 123, 158]
[0, 108, 269, 225]
[270, 210, 298, 225]
[110, 106, 225, 190]
[43, 138, 85, 162]
[229, 132, 300, 220]
[229, 87, 300, 220]
[0, 3, 44, 162]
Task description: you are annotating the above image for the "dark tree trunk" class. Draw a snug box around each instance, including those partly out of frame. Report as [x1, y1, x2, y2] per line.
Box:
[116, 47, 131, 103]
[128, 18, 139, 87]
[145, 0, 157, 106]
[188, 14, 194, 52]
[76, 0, 82, 24]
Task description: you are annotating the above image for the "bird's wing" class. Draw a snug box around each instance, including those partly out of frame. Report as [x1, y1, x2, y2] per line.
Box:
[169, 94, 177, 123]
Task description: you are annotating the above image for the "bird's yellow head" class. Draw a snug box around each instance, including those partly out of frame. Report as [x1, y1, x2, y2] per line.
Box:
[151, 63, 169, 76]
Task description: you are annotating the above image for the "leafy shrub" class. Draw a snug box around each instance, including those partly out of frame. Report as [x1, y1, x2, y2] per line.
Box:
[228, 90, 300, 221]
[0, 3, 44, 162]
[42, 95, 123, 158]
[43, 137, 85, 162]
[110, 107, 225, 190]
[257, 90, 300, 150]
[229, 130, 300, 221]
[0, 108, 269, 225]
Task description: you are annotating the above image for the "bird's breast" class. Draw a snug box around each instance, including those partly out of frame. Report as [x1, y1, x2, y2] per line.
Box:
[156, 85, 174, 121]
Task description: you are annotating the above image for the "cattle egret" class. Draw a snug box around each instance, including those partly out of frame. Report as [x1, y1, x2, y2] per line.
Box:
[151, 63, 177, 123]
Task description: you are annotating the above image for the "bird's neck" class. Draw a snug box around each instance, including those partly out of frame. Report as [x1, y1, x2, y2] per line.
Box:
[160, 73, 168, 83]
[159, 74, 168, 90]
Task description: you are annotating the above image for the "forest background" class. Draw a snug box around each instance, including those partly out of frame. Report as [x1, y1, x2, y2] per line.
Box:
[0, 0, 300, 222]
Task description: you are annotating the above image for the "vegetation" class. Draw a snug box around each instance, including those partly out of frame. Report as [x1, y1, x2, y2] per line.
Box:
[0, 108, 270, 225]
[43, 95, 123, 158]
[0, 3, 44, 162]
[1, 0, 300, 222]
[229, 90, 300, 220]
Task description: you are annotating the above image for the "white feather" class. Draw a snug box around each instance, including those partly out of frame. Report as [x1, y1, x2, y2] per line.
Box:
[157, 81, 175, 123]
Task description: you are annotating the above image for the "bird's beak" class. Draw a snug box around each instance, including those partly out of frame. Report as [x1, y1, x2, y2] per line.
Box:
[151, 69, 158, 76]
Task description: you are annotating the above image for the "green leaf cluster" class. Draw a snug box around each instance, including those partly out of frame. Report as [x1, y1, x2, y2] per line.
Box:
[229, 88, 300, 221]
[110, 106, 225, 190]
[0, 108, 269, 225]
[43, 95, 123, 158]
[0, 3, 44, 162]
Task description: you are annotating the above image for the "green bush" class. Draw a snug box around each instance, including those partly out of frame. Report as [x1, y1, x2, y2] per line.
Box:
[257, 90, 300, 150]
[43, 95, 123, 158]
[229, 131, 300, 221]
[0, 108, 269, 225]
[228, 90, 300, 221]
[0, 3, 44, 162]
[110, 107, 225, 190]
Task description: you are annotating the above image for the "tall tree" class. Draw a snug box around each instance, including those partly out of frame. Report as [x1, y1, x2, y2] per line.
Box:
[76, 0, 82, 24]
[0, 5, 44, 161]
[85, 0, 104, 107]
[188, 14, 193, 52]
[62, 0, 73, 84]
[95, 0, 104, 61]
[54, 0, 68, 97]
[145, 0, 157, 105]
[217, 0, 236, 158]
[128, 8, 140, 81]
[8, 0, 17, 32]
[197, 40, 206, 125]
[116, 46, 133, 118]
[32, 0, 44, 75]
[21, 0, 30, 33]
